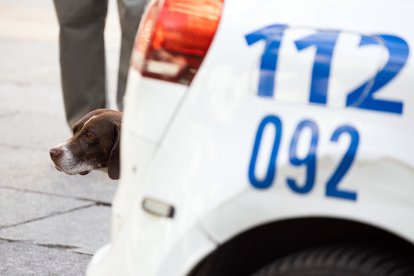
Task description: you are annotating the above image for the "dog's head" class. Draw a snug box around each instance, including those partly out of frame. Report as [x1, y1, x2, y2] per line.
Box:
[49, 109, 122, 180]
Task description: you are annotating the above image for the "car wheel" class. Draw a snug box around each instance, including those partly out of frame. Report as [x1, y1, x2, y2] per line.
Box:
[252, 245, 414, 276]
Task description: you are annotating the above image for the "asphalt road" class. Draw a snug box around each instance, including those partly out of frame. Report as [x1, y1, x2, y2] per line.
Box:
[0, 0, 123, 274]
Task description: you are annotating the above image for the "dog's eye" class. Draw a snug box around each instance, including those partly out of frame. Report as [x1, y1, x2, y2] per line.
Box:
[84, 132, 95, 140]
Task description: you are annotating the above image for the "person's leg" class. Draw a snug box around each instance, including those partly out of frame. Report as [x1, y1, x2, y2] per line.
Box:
[117, 0, 147, 110]
[53, 0, 108, 126]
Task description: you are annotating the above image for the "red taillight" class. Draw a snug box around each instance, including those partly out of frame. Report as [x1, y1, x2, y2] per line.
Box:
[131, 0, 224, 85]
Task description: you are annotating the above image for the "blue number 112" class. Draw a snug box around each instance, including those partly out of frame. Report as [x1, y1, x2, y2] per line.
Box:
[245, 25, 409, 115]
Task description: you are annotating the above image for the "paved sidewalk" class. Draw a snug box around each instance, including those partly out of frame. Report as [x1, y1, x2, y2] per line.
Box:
[0, 0, 122, 274]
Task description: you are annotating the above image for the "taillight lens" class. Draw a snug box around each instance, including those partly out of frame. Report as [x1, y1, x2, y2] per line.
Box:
[131, 0, 224, 85]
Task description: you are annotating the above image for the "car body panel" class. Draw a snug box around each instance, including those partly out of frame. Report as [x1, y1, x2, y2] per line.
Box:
[87, 0, 414, 275]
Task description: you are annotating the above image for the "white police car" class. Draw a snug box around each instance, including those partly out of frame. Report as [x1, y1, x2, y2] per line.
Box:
[87, 0, 414, 275]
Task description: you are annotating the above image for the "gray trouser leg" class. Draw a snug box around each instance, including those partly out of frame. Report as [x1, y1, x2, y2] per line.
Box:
[53, 0, 108, 126]
[117, 0, 147, 110]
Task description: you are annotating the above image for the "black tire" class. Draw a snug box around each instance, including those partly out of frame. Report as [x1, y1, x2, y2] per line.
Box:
[252, 245, 414, 276]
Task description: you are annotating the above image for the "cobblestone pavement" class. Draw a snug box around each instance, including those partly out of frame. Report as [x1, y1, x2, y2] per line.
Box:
[0, 0, 122, 274]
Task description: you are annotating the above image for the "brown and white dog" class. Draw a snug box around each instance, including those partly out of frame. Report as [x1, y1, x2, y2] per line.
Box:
[49, 109, 122, 180]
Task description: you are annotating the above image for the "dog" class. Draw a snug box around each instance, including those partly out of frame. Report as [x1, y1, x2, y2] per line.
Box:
[49, 109, 122, 180]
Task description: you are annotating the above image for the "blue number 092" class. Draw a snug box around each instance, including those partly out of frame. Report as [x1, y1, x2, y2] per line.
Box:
[248, 115, 359, 201]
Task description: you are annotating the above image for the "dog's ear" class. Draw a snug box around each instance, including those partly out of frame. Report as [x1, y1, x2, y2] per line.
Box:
[108, 122, 120, 180]
[71, 109, 108, 135]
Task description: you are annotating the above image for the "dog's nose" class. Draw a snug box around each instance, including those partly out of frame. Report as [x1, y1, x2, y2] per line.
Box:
[49, 148, 63, 161]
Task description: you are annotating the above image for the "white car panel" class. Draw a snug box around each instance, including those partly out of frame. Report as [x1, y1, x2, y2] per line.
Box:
[88, 0, 414, 275]
[124, 72, 187, 143]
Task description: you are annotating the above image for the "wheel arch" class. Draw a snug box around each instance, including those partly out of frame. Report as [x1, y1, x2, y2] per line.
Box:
[189, 217, 414, 276]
